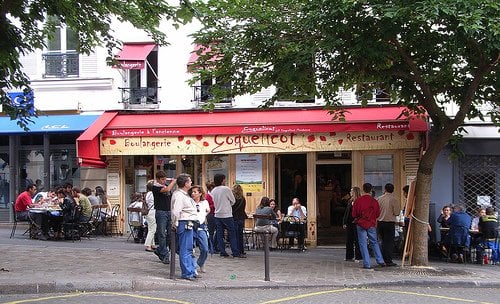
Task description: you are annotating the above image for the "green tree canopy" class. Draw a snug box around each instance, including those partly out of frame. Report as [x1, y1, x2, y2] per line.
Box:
[191, 0, 499, 265]
[0, 0, 193, 129]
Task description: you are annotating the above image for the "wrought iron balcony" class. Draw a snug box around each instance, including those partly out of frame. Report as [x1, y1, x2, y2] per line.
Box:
[119, 87, 160, 109]
[192, 85, 233, 108]
[42, 52, 79, 78]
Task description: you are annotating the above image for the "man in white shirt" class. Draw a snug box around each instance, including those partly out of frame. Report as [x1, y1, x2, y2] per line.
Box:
[171, 173, 199, 281]
[286, 197, 307, 250]
[211, 173, 243, 258]
[287, 197, 307, 220]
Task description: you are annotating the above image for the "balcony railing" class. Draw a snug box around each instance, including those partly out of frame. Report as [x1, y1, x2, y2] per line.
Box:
[119, 87, 160, 109]
[42, 52, 79, 78]
[192, 85, 233, 108]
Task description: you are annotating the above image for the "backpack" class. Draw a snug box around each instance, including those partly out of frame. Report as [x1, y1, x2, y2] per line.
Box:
[141, 201, 150, 216]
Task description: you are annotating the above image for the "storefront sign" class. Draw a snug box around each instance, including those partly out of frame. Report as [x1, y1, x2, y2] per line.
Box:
[100, 130, 420, 155]
[236, 154, 263, 192]
[102, 121, 412, 137]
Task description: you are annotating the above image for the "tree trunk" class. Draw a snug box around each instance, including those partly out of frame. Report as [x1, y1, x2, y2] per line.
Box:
[410, 128, 454, 266]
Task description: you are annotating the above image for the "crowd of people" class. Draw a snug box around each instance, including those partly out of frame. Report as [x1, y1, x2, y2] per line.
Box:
[437, 204, 499, 264]
[17, 171, 498, 280]
[14, 182, 110, 240]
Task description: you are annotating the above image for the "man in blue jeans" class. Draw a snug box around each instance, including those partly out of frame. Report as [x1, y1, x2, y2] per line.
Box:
[211, 174, 244, 258]
[153, 171, 176, 264]
[171, 173, 199, 280]
[352, 183, 386, 270]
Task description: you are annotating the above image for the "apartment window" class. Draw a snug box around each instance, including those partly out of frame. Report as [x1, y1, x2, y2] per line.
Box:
[193, 76, 233, 108]
[43, 18, 79, 78]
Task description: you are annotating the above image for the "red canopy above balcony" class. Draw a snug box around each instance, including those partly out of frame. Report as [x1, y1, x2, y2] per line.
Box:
[115, 43, 156, 70]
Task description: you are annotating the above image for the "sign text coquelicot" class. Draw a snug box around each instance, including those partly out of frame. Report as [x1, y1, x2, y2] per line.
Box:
[100, 131, 420, 155]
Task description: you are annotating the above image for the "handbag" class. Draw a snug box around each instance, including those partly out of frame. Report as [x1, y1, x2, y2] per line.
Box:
[141, 201, 150, 216]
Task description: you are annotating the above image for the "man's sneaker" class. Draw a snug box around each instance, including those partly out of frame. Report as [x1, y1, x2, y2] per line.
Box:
[199, 265, 206, 273]
[362, 266, 374, 270]
[162, 257, 170, 264]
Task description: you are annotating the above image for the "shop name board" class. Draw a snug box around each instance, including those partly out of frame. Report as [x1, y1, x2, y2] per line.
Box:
[102, 121, 411, 138]
[100, 131, 420, 155]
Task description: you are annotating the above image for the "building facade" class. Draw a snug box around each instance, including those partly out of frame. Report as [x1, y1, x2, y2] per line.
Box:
[76, 106, 428, 245]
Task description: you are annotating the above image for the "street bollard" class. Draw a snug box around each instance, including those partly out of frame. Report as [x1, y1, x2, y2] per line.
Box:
[263, 231, 270, 281]
[170, 229, 176, 279]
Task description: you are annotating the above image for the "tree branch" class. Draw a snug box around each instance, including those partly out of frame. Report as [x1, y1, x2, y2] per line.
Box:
[390, 38, 449, 124]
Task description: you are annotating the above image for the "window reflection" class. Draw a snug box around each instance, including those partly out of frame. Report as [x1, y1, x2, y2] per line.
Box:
[205, 155, 228, 184]
[363, 154, 393, 197]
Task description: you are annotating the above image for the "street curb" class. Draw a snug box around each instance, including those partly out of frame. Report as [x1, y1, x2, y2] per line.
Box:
[1, 278, 500, 295]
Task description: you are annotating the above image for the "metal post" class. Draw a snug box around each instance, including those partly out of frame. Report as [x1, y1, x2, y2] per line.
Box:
[169, 228, 176, 279]
[263, 232, 270, 281]
[43, 134, 50, 190]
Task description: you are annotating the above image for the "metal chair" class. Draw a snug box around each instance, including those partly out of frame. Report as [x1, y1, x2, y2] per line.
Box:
[106, 204, 121, 236]
[127, 207, 144, 242]
[10, 202, 31, 238]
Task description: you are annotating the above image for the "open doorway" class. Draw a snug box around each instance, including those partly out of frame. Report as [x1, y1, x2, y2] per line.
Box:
[316, 163, 352, 246]
[275, 154, 307, 215]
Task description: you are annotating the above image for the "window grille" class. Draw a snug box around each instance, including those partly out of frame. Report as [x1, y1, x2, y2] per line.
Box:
[458, 155, 499, 213]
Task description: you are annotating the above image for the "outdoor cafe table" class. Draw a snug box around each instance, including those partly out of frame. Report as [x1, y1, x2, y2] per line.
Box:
[28, 205, 62, 239]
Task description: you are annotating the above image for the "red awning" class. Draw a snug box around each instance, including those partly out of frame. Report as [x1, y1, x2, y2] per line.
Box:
[115, 43, 156, 69]
[100, 107, 428, 138]
[77, 112, 118, 167]
[187, 44, 221, 72]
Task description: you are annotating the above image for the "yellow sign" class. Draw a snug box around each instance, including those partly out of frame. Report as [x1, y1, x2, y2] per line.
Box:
[240, 183, 263, 192]
[100, 131, 421, 155]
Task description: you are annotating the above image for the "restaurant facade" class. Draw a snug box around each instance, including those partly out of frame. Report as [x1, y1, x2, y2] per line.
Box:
[77, 105, 429, 246]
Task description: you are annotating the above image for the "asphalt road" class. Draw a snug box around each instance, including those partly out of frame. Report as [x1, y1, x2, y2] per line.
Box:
[1, 286, 498, 304]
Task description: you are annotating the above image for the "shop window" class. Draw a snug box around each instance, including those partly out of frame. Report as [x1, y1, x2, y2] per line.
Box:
[0, 154, 10, 208]
[50, 149, 78, 188]
[181, 155, 202, 186]
[205, 155, 228, 183]
[363, 154, 394, 197]
[157, 156, 177, 178]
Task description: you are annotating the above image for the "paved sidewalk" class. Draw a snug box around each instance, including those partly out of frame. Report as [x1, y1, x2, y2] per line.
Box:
[1, 228, 499, 294]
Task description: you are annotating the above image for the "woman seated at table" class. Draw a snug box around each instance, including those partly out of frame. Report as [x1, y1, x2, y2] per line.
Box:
[269, 198, 282, 229]
[254, 197, 279, 250]
[437, 205, 452, 255]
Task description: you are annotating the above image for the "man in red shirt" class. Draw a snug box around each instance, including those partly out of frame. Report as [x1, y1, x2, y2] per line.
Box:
[15, 184, 37, 221]
[352, 183, 386, 270]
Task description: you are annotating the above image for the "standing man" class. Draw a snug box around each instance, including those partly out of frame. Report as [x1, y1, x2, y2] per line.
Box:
[377, 183, 400, 267]
[211, 173, 243, 258]
[171, 173, 199, 281]
[153, 170, 176, 264]
[352, 183, 386, 270]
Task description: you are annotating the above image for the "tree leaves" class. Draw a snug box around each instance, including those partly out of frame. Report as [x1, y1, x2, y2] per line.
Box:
[0, 0, 194, 129]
